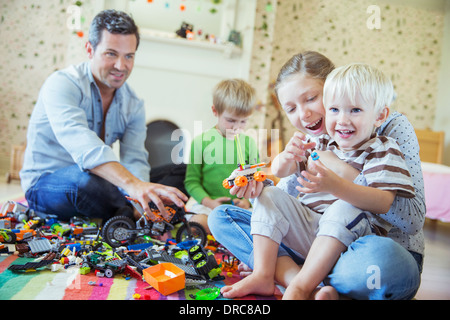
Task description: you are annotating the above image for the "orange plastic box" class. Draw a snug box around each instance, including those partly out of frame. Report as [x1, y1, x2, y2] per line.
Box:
[143, 263, 185, 296]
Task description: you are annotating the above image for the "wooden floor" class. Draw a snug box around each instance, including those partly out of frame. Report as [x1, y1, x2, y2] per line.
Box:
[415, 219, 450, 300]
[1, 180, 449, 299]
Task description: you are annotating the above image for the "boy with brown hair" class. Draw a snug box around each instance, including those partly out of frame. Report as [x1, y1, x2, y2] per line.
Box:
[184, 79, 259, 233]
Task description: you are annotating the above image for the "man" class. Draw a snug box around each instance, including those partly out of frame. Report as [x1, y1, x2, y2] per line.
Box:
[20, 10, 187, 221]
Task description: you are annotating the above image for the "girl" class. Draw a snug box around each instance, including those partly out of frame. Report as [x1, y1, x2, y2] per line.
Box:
[209, 51, 425, 300]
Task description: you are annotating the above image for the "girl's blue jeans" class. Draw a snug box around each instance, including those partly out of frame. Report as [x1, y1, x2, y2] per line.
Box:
[208, 204, 423, 300]
[25, 164, 130, 221]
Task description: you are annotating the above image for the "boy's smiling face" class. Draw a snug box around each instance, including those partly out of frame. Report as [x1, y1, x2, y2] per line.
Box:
[325, 92, 388, 151]
[213, 106, 250, 139]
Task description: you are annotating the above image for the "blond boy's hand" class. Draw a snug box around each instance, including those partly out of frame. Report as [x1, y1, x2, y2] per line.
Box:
[296, 159, 342, 195]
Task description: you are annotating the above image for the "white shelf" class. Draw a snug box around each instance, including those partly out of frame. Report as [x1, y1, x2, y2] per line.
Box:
[139, 28, 242, 58]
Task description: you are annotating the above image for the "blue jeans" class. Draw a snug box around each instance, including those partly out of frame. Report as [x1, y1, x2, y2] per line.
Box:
[208, 204, 423, 300]
[25, 165, 130, 221]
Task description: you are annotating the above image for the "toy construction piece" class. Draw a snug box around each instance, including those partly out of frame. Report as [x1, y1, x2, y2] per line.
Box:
[222, 134, 267, 189]
[222, 162, 267, 189]
[190, 286, 221, 300]
[125, 196, 176, 223]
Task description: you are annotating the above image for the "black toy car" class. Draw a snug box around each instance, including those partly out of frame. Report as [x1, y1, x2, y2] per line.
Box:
[101, 198, 207, 248]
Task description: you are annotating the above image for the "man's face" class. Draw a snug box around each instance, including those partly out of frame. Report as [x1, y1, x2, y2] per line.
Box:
[87, 30, 137, 93]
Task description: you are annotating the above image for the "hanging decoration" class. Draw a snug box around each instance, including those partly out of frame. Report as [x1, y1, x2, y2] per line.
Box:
[143, 0, 223, 15]
[69, 1, 86, 38]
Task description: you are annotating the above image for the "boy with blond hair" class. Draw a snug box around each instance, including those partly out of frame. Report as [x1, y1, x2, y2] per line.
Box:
[184, 79, 259, 233]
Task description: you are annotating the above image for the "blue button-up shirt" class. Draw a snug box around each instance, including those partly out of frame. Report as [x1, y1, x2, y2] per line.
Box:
[20, 61, 150, 192]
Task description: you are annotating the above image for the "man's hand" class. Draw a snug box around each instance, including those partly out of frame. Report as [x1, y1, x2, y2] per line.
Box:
[90, 161, 188, 219]
[128, 180, 188, 220]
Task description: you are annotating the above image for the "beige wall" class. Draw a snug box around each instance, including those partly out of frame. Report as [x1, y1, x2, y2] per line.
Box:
[0, 0, 448, 178]
[262, 0, 447, 164]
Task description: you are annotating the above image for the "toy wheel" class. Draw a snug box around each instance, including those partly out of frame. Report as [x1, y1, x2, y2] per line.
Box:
[101, 215, 136, 248]
[222, 179, 232, 189]
[192, 252, 206, 262]
[176, 221, 207, 246]
[188, 244, 202, 256]
[1, 230, 16, 244]
[254, 171, 267, 182]
[234, 176, 248, 187]
[104, 268, 115, 278]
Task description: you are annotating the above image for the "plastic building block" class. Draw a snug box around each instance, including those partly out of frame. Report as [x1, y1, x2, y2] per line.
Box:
[190, 287, 221, 300]
[143, 263, 185, 296]
[28, 238, 52, 254]
[311, 151, 320, 161]
[80, 266, 91, 275]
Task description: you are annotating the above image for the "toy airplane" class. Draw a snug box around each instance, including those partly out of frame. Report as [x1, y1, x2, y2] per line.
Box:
[222, 162, 267, 189]
[222, 134, 267, 189]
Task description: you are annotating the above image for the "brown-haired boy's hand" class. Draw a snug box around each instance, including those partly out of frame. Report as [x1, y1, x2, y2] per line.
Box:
[202, 196, 232, 209]
[232, 198, 251, 209]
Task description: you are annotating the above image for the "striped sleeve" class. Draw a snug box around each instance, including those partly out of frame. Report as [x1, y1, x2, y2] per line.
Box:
[361, 136, 415, 198]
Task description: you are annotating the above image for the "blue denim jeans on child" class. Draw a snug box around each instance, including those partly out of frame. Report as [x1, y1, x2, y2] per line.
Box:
[208, 204, 422, 300]
[25, 164, 130, 221]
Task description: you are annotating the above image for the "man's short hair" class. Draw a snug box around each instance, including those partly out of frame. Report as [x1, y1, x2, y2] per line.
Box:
[323, 63, 396, 114]
[88, 9, 140, 50]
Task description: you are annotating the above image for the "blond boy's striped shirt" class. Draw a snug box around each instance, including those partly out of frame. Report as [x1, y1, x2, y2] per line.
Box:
[298, 134, 415, 214]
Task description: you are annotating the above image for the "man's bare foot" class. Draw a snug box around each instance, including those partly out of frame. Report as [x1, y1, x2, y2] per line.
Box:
[313, 286, 339, 300]
[221, 272, 275, 298]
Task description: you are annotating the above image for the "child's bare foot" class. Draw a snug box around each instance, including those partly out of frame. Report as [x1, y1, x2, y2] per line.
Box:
[314, 286, 339, 300]
[221, 272, 275, 298]
[237, 262, 252, 277]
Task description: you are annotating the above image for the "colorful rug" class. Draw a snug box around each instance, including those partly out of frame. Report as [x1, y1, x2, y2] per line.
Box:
[1, 196, 283, 300]
[0, 255, 283, 300]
